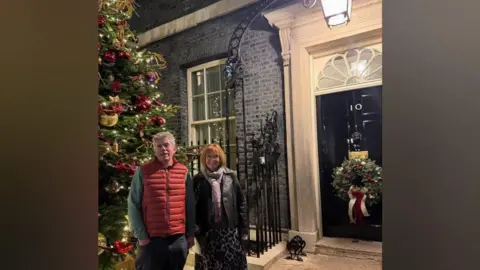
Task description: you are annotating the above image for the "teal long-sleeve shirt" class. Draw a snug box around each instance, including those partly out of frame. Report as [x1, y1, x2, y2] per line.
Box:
[127, 167, 195, 240]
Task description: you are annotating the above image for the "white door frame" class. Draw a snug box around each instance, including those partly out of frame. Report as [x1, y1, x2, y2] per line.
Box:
[313, 80, 382, 97]
[264, 0, 383, 252]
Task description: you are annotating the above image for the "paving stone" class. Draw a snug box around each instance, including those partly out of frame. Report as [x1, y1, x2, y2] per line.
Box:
[270, 253, 382, 270]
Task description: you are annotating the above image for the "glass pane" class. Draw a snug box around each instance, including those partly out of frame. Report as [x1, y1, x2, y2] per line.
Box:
[366, 66, 382, 80]
[192, 96, 205, 121]
[194, 124, 209, 145]
[221, 90, 235, 117]
[365, 55, 382, 79]
[191, 70, 204, 95]
[323, 64, 345, 82]
[206, 66, 221, 93]
[331, 56, 350, 77]
[351, 60, 368, 77]
[220, 64, 226, 89]
[345, 77, 363, 84]
[210, 122, 224, 144]
[207, 93, 222, 119]
[318, 77, 343, 89]
[345, 49, 360, 75]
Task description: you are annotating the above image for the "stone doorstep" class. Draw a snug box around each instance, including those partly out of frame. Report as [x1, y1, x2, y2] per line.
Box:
[185, 242, 287, 270]
[315, 237, 383, 262]
[247, 242, 287, 270]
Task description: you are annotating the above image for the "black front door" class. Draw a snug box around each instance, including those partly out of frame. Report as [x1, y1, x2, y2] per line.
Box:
[316, 85, 382, 241]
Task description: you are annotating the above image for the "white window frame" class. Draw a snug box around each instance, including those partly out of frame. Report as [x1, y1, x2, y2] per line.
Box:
[186, 59, 236, 148]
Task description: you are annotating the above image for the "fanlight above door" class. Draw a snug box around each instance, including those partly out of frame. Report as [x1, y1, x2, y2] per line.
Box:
[316, 47, 382, 92]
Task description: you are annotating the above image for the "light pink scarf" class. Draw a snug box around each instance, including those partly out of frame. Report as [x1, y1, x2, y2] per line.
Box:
[203, 167, 224, 223]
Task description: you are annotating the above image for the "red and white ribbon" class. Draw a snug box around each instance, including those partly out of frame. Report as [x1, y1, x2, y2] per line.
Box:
[348, 186, 370, 224]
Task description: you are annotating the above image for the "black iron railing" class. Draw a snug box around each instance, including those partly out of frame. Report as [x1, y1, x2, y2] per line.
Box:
[184, 111, 283, 258]
[182, 0, 287, 258]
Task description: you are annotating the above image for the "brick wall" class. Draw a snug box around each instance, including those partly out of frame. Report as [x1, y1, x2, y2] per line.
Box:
[129, 0, 221, 32]
[238, 13, 288, 228]
[130, 0, 292, 229]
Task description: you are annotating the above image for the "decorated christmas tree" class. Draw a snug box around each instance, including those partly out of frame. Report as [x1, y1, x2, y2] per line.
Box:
[97, 0, 186, 268]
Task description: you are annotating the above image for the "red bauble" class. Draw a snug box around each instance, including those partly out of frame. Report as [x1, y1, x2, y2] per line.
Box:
[113, 240, 134, 254]
[117, 51, 130, 59]
[103, 51, 116, 63]
[136, 102, 151, 113]
[98, 104, 103, 115]
[98, 16, 106, 27]
[157, 117, 166, 126]
[111, 81, 122, 93]
[135, 94, 148, 103]
[127, 166, 135, 176]
[114, 162, 125, 172]
[150, 116, 166, 126]
[135, 94, 151, 113]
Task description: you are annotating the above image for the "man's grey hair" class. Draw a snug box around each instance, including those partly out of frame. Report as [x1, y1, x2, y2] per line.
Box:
[152, 131, 176, 147]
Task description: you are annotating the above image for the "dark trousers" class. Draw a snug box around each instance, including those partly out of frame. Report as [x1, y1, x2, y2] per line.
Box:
[135, 234, 188, 270]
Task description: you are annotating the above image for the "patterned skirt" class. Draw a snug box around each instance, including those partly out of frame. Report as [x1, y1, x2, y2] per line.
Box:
[194, 228, 247, 270]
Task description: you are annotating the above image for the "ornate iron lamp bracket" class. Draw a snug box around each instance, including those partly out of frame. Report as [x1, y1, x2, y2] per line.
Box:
[223, 0, 281, 92]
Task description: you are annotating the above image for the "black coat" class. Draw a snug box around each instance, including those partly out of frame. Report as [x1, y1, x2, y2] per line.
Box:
[193, 168, 248, 238]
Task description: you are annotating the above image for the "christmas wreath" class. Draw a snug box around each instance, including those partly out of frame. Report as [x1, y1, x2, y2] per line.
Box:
[331, 158, 383, 224]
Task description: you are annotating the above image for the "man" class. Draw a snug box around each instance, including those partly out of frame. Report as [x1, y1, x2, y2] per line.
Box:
[128, 131, 195, 270]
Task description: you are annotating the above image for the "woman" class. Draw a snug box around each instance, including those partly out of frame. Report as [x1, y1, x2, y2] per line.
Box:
[193, 144, 248, 270]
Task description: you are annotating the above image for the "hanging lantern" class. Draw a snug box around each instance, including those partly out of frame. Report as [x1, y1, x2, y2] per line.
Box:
[321, 0, 352, 27]
[303, 0, 352, 28]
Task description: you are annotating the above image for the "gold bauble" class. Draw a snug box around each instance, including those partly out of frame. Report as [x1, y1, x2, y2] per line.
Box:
[99, 113, 118, 127]
[112, 140, 119, 153]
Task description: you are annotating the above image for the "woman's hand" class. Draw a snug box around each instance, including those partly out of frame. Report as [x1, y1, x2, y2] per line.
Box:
[138, 238, 150, 246]
[187, 235, 195, 249]
[240, 234, 249, 252]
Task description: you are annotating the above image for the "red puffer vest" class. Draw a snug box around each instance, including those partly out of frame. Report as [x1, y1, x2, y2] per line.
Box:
[141, 158, 188, 237]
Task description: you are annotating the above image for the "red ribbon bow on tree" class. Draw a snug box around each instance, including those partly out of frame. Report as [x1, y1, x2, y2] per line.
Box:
[114, 161, 136, 176]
